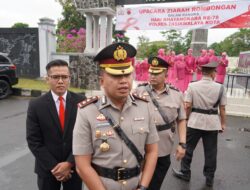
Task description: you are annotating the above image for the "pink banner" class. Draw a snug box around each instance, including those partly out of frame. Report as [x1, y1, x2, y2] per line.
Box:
[116, 1, 250, 30]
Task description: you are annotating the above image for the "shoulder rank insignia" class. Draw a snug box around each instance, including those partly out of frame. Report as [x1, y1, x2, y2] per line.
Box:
[78, 96, 99, 108]
[132, 93, 148, 102]
[137, 83, 148, 87]
[169, 84, 180, 92]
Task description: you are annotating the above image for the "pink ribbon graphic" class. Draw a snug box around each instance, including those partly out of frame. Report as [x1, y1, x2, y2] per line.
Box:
[122, 17, 140, 30]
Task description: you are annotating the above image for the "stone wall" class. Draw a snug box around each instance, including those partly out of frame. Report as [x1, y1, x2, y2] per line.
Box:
[69, 55, 100, 90]
[0, 28, 40, 78]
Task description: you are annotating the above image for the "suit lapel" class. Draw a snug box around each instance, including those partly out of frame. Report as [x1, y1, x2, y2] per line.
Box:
[63, 92, 72, 138]
[47, 92, 63, 135]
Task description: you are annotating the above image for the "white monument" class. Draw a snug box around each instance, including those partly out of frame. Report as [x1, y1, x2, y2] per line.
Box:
[74, 0, 116, 56]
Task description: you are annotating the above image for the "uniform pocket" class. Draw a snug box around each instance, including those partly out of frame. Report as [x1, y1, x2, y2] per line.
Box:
[131, 120, 149, 149]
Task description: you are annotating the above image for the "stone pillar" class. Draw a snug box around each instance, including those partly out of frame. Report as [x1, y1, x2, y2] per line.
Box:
[85, 13, 93, 53]
[190, 0, 209, 57]
[99, 13, 107, 50]
[107, 15, 113, 45]
[38, 17, 56, 77]
[190, 29, 208, 56]
[93, 15, 100, 52]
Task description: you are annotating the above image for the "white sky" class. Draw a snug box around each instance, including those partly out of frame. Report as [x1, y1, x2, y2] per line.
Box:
[0, 0, 239, 47]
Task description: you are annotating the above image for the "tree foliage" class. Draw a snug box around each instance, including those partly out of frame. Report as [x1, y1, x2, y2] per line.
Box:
[136, 30, 192, 59]
[11, 23, 29, 28]
[55, 0, 86, 31]
[161, 30, 192, 54]
[209, 29, 250, 56]
[136, 35, 168, 59]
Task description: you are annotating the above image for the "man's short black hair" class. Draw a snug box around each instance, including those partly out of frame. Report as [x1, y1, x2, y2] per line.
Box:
[202, 67, 216, 75]
[46, 59, 69, 72]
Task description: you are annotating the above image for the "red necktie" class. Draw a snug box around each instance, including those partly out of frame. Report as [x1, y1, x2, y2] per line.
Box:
[59, 96, 65, 131]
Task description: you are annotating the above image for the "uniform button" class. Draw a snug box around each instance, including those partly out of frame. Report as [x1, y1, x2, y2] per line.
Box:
[122, 181, 127, 185]
[123, 159, 127, 164]
[154, 108, 158, 111]
[140, 127, 144, 132]
[156, 96, 160, 99]
[120, 117, 124, 121]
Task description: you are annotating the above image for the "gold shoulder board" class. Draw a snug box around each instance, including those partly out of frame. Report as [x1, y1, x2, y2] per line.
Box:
[132, 93, 148, 102]
[78, 96, 99, 108]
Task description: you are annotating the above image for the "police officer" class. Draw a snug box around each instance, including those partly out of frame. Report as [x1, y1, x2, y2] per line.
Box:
[72, 42, 159, 190]
[135, 56, 187, 190]
[172, 61, 227, 187]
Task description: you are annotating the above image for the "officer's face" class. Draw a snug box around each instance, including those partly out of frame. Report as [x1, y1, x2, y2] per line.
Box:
[100, 72, 133, 102]
[149, 70, 166, 86]
[46, 66, 70, 96]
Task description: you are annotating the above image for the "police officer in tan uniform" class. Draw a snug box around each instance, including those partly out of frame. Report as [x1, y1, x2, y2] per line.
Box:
[135, 56, 187, 190]
[172, 61, 227, 187]
[73, 42, 159, 190]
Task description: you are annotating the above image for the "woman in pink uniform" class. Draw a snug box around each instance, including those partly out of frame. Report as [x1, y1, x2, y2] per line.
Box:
[140, 58, 149, 81]
[216, 52, 229, 84]
[208, 49, 219, 62]
[174, 54, 187, 92]
[196, 49, 209, 80]
[135, 60, 141, 81]
[158, 48, 166, 60]
[184, 48, 196, 89]
[167, 50, 176, 85]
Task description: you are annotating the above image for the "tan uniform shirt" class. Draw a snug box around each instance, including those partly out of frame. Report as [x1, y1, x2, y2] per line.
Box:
[135, 84, 186, 157]
[73, 95, 159, 190]
[185, 76, 227, 131]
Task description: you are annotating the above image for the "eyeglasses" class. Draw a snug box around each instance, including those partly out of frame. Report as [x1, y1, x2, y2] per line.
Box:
[48, 75, 70, 81]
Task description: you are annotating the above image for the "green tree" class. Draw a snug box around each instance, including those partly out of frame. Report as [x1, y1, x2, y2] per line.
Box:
[209, 29, 250, 56]
[160, 30, 192, 54]
[56, 0, 86, 31]
[11, 23, 29, 28]
[136, 34, 168, 59]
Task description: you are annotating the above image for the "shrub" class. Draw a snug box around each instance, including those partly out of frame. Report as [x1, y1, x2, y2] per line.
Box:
[57, 27, 86, 52]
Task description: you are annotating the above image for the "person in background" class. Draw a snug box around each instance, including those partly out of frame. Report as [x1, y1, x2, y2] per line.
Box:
[157, 48, 166, 61]
[141, 58, 150, 81]
[215, 52, 229, 84]
[135, 56, 186, 190]
[167, 50, 176, 85]
[207, 49, 219, 62]
[73, 42, 159, 190]
[184, 48, 196, 89]
[135, 60, 141, 81]
[172, 61, 227, 187]
[26, 59, 85, 190]
[174, 54, 187, 92]
[196, 49, 209, 81]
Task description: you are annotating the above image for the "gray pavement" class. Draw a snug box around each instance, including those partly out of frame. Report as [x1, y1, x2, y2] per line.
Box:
[0, 96, 249, 190]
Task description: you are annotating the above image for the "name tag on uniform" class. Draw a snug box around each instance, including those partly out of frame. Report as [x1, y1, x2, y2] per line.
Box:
[134, 117, 145, 121]
[96, 122, 110, 127]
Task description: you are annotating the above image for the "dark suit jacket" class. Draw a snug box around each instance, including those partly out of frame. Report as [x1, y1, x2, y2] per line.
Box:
[26, 91, 85, 177]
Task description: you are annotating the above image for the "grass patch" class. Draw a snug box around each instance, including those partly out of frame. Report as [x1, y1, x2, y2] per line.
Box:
[13, 78, 85, 93]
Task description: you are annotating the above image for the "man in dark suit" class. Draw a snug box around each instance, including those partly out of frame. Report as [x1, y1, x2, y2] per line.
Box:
[26, 59, 85, 190]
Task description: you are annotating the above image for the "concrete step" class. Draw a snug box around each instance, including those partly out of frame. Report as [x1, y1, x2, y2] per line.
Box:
[226, 103, 250, 117]
[226, 88, 250, 117]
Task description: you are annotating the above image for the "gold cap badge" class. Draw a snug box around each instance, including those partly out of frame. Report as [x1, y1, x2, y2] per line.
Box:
[113, 45, 127, 61]
[152, 58, 159, 66]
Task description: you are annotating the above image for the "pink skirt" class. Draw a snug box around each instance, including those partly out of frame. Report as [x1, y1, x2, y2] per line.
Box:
[215, 74, 226, 84]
